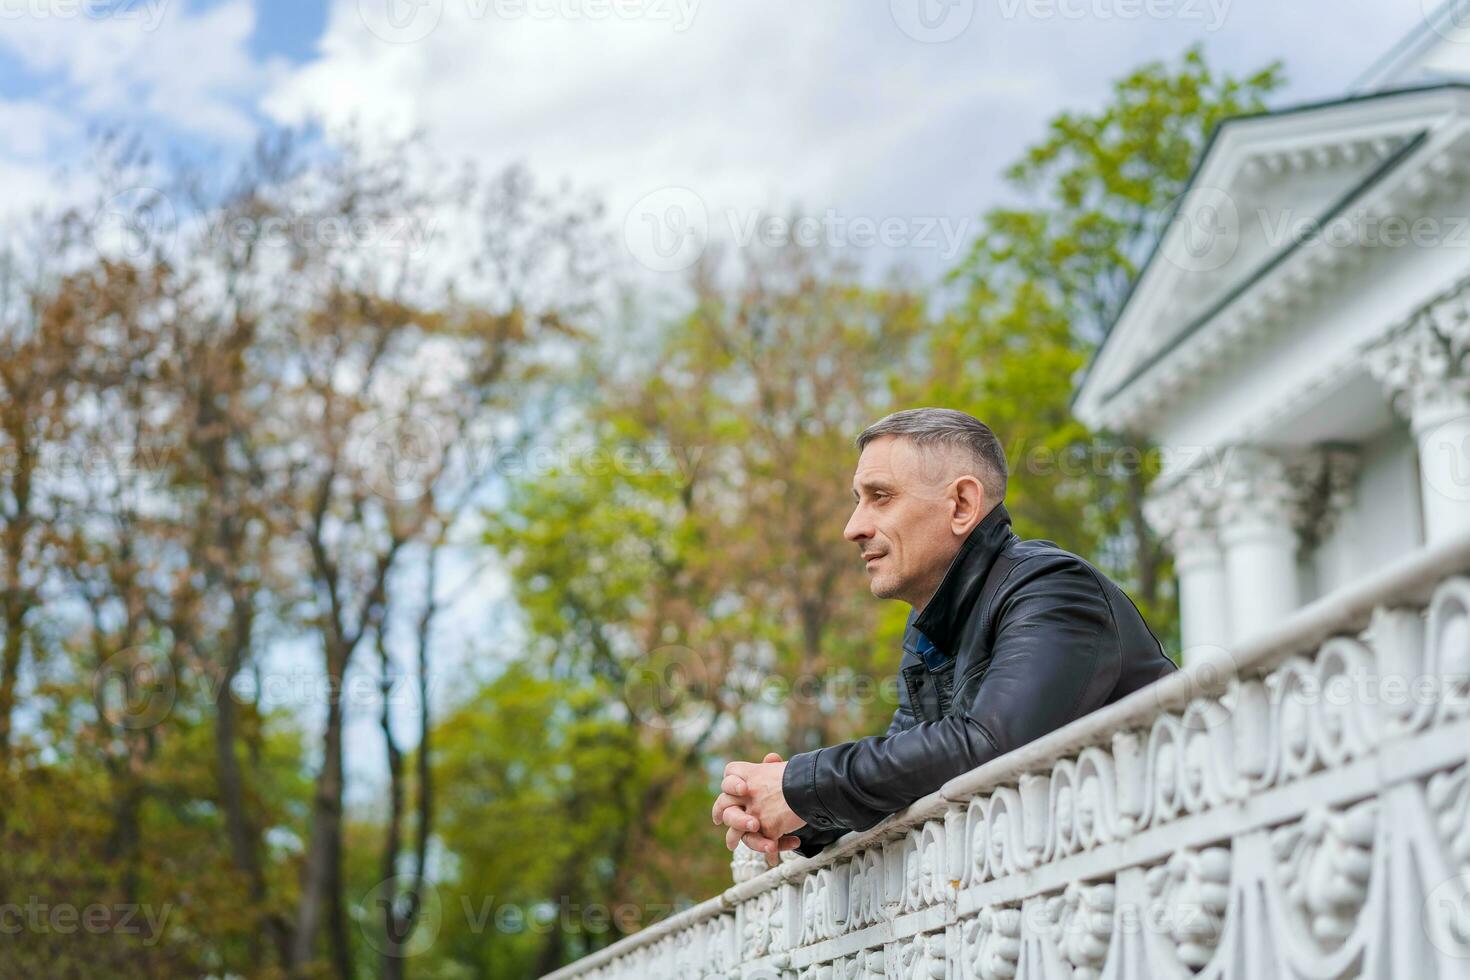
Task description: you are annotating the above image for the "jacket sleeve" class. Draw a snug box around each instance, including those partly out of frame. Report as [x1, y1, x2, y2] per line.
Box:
[791, 823, 846, 858]
[782, 556, 1122, 834]
[789, 689, 916, 856]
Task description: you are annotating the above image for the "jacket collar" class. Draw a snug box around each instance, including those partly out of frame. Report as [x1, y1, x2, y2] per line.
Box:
[909, 502, 1015, 657]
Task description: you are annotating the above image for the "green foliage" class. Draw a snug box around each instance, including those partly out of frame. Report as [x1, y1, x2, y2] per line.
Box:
[0, 693, 309, 979]
[428, 665, 666, 978]
[962, 45, 1285, 339]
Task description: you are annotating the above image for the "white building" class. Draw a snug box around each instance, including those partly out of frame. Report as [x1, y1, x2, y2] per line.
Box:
[1075, 18, 1470, 662]
[547, 12, 1470, 979]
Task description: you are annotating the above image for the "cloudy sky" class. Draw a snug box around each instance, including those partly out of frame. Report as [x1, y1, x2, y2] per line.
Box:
[0, 0, 1451, 281]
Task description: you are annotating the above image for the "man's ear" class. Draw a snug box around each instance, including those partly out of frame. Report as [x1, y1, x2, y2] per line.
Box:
[950, 475, 986, 535]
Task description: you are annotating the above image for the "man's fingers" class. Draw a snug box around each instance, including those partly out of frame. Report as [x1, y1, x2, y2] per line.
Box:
[711, 792, 749, 825]
[740, 831, 779, 854]
[764, 834, 802, 865]
[726, 825, 744, 852]
[762, 752, 783, 764]
[720, 774, 748, 797]
[719, 803, 760, 834]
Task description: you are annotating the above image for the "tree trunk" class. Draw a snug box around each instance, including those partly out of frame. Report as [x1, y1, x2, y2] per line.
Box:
[214, 638, 294, 971]
[1126, 456, 1161, 604]
[0, 609, 23, 770]
[291, 655, 348, 976]
[327, 824, 353, 980]
[379, 560, 438, 980]
[378, 631, 409, 977]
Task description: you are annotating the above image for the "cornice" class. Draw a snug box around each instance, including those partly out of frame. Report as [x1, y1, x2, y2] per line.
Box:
[1076, 87, 1470, 435]
[1094, 118, 1470, 434]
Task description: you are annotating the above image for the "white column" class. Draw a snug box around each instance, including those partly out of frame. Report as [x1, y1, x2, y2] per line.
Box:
[1409, 392, 1470, 542]
[1174, 533, 1230, 654]
[1368, 292, 1470, 544]
[1290, 446, 1361, 596]
[1145, 474, 1230, 662]
[1219, 448, 1301, 641]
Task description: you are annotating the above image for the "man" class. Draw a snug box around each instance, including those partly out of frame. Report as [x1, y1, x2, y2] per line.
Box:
[711, 408, 1176, 862]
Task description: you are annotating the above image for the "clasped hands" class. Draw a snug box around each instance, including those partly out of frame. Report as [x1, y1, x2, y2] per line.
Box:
[710, 752, 806, 867]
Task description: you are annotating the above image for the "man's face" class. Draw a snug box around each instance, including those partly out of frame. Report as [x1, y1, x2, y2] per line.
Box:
[843, 435, 971, 608]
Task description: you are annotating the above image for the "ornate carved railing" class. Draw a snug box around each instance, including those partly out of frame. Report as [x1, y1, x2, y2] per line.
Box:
[544, 533, 1470, 979]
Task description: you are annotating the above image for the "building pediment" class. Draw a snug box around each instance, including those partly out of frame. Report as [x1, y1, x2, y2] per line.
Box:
[1075, 84, 1470, 433]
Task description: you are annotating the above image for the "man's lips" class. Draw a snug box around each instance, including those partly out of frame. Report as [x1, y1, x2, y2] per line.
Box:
[862, 552, 885, 566]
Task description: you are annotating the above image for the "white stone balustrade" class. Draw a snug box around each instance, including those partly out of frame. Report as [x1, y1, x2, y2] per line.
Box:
[544, 530, 1470, 980]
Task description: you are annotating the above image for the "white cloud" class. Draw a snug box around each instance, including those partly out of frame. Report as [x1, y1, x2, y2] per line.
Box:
[0, 0, 290, 218]
[261, 1, 1068, 278]
[0, 0, 1446, 269]
[0, 96, 78, 159]
[261, 0, 1437, 282]
[0, 0, 281, 142]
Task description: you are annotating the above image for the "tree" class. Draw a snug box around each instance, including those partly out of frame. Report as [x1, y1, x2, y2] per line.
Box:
[473, 242, 932, 970]
[431, 665, 658, 978]
[933, 46, 1285, 638]
[0, 128, 607, 978]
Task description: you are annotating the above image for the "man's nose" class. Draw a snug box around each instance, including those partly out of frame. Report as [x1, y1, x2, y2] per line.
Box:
[844, 506, 871, 543]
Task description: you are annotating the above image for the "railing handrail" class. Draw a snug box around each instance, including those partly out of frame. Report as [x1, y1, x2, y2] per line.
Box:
[542, 529, 1470, 979]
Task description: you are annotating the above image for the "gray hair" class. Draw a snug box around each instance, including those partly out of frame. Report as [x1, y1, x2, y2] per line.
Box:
[857, 408, 1007, 503]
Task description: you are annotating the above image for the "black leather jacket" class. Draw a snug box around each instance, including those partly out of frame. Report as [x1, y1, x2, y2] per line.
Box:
[782, 503, 1176, 856]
